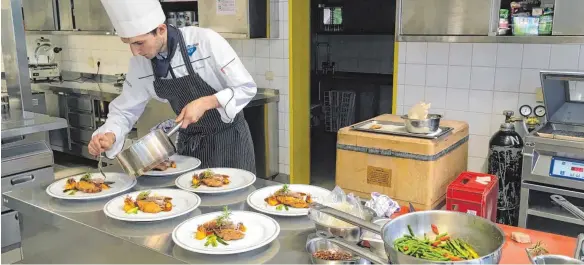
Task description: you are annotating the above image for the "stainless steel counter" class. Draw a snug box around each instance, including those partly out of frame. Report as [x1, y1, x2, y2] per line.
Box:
[1, 110, 68, 139]
[32, 81, 280, 107]
[2, 166, 316, 264]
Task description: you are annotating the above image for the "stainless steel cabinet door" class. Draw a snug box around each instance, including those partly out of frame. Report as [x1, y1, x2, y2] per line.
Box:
[58, 0, 74, 30]
[72, 0, 113, 31]
[22, 0, 58, 31]
[400, 0, 492, 35]
[552, 0, 584, 36]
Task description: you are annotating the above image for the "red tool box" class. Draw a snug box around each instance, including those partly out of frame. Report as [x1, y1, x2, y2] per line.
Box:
[446, 171, 498, 222]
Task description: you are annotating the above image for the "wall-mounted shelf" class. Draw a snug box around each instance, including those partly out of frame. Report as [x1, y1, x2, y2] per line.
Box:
[316, 31, 394, 36]
[397, 35, 584, 44]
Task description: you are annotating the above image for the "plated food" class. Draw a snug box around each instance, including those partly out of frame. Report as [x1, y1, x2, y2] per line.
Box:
[247, 184, 331, 216]
[46, 172, 136, 200]
[123, 190, 172, 214]
[63, 172, 114, 195]
[194, 206, 246, 247]
[394, 224, 480, 261]
[192, 169, 230, 188]
[142, 155, 201, 177]
[172, 210, 280, 255]
[152, 159, 177, 171]
[175, 168, 256, 194]
[264, 184, 313, 210]
[103, 188, 200, 222]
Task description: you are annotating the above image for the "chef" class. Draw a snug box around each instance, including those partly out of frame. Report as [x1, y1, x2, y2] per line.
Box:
[88, 0, 257, 173]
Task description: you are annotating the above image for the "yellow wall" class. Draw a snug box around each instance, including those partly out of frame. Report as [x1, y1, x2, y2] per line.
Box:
[288, 0, 311, 184]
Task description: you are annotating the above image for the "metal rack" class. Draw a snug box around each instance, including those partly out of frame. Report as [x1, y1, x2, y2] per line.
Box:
[323, 90, 355, 132]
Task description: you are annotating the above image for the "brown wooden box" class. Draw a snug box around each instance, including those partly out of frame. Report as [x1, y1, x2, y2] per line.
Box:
[335, 114, 469, 210]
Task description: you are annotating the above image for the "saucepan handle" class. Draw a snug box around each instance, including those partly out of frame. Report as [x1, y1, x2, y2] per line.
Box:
[316, 231, 388, 264]
[309, 202, 383, 234]
[551, 195, 584, 222]
[166, 123, 182, 137]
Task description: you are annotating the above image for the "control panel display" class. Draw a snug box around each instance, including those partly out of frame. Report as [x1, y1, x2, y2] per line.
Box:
[550, 157, 584, 181]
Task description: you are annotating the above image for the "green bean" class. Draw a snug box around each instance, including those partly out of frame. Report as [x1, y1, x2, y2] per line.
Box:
[407, 225, 415, 237]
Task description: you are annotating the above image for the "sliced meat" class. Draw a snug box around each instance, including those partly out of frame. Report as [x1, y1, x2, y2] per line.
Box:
[275, 195, 310, 208]
[76, 180, 101, 193]
[201, 177, 225, 187]
[214, 228, 245, 241]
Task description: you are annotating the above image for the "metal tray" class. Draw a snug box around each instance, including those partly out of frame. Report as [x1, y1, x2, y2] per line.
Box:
[350, 120, 453, 139]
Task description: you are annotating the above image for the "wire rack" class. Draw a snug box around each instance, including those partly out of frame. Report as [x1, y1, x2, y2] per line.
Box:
[323, 90, 356, 132]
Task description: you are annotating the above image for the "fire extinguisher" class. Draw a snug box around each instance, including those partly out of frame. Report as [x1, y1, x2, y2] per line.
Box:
[488, 110, 524, 226]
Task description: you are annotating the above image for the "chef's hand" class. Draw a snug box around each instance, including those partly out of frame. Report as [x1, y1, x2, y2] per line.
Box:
[176, 96, 219, 128]
[88, 132, 116, 156]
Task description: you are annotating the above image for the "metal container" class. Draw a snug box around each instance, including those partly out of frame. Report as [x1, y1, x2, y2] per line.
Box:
[167, 12, 177, 27]
[176, 12, 186, 28]
[530, 255, 584, 264]
[306, 235, 372, 265]
[309, 206, 375, 243]
[360, 218, 389, 258]
[116, 124, 181, 177]
[184, 11, 195, 26]
[310, 202, 506, 264]
[401, 114, 441, 134]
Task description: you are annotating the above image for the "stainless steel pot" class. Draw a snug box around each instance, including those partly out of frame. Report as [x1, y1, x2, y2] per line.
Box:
[401, 114, 441, 134]
[116, 123, 181, 177]
[310, 202, 506, 264]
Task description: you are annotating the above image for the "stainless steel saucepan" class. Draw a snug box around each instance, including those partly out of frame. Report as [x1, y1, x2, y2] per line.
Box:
[310, 202, 506, 264]
[116, 123, 181, 177]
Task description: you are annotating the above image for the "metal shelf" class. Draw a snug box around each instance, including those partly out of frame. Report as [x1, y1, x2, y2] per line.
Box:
[527, 205, 584, 226]
[397, 35, 584, 44]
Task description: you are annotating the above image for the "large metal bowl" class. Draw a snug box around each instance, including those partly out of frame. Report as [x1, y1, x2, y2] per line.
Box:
[311, 203, 506, 264]
[401, 114, 441, 134]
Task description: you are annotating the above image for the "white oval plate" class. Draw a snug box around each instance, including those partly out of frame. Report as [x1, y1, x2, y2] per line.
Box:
[46, 172, 137, 200]
[175, 168, 256, 194]
[142, 155, 202, 177]
[172, 211, 280, 255]
[246, 184, 331, 217]
[103, 188, 201, 222]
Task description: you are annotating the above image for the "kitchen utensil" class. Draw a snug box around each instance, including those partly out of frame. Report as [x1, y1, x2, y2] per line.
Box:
[551, 195, 584, 221]
[310, 202, 505, 264]
[97, 154, 106, 179]
[529, 254, 584, 264]
[247, 184, 330, 217]
[308, 204, 375, 243]
[401, 114, 442, 134]
[313, 231, 385, 264]
[116, 123, 181, 177]
[408, 202, 415, 213]
[176, 167, 256, 194]
[103, 188, 200, 222]
[46, 172, 136, 200]
[361, 218, 390, 258]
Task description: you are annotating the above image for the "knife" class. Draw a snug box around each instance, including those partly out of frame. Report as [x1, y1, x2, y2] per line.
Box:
[408, 202, 416, 213]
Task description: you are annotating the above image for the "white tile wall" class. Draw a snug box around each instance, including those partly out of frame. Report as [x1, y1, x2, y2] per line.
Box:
[25, 0, 292, 175]
[396, 41, 584, 173]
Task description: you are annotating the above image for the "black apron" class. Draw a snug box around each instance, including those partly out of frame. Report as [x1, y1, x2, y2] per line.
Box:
[151, 31, 256, 174]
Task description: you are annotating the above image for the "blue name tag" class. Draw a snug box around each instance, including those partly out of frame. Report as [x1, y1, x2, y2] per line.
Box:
[186, 44, 197, 56]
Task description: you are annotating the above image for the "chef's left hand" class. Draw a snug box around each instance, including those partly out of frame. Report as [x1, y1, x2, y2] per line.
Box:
[175, 96, 219, 128]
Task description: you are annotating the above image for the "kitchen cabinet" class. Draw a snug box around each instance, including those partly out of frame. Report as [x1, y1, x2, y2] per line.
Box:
[552, 0, 584, 36]
[399, 0, 492, 36]
[71, 0, 114, 32]
[198, 0, 267, 39]
[313, 0, 395, 35]
[22, 0, 58, 31]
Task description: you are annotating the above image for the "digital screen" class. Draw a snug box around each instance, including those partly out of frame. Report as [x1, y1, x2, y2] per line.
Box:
[551, 157, 584, 181]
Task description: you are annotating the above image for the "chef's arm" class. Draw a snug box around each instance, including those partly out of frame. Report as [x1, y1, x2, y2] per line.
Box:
[92, 60, 150, 158]
[207, 30, 257, 123]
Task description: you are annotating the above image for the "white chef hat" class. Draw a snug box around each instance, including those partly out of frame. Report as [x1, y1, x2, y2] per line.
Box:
[100, 0, 166, 38]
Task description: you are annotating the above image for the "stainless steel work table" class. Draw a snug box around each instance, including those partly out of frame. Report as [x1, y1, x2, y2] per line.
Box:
[2, 165, 317, 264]
[1, 110, 68, 139]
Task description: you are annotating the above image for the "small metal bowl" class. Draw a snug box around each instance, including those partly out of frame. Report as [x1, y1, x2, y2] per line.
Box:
[530, 255, 584, 264]
[401, 114, 442, 134]
[306, 237, 371, 265]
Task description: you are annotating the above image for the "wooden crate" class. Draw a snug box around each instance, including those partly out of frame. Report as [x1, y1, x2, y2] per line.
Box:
[335, 114, 469, 210]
